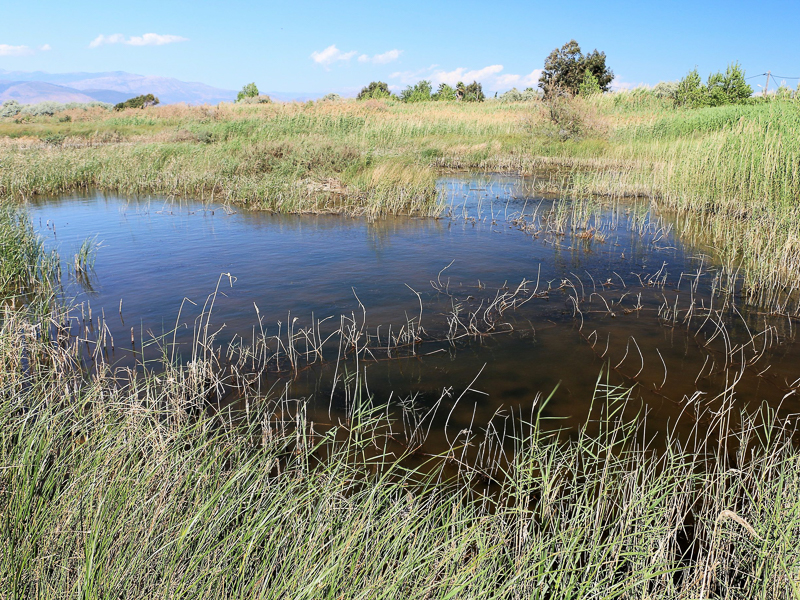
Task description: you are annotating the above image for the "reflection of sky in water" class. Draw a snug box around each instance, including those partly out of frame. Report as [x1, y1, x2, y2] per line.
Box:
[27, 174, 800, 443]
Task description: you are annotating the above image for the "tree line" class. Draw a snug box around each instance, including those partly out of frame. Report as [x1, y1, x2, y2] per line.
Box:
[226, 39, 774, 109]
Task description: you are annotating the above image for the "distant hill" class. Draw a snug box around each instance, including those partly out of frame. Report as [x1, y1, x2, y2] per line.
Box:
[0, 70, 325, 105]
[0, 70, 237, 105]
[0, 81, 104, 104]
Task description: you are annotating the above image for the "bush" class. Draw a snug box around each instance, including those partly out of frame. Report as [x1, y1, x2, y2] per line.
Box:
[653, 81, 679, 100]
[114, 94, 160, 111]
[237, 83, 259, 102]
[357, 82, 392, 100]
[21, 102, 63, 117]
[498, 87, 539, 103]
[321, 93, 342, 102]
[0, 100, 21, 118]
[238, 95, 272, 104]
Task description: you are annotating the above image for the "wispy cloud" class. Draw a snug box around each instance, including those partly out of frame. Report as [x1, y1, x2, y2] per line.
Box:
[428, 65, 504, 86]
[372, 49, 402, 65]
[0, 44, 35, 57]
[89, 33, 188, 48]
[38, 44, 52, 51]
[310, 45, 357, 66]
[314, 46, 402, 67]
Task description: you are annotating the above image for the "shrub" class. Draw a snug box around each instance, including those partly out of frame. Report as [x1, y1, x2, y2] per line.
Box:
[238, 95, 272, 104]
[114, 94, 160, 111]
[237, 83, 259, 102]
[653, 81, 679, 99]
[0, 100, 21, 118]
[321, 93, 342, 102]
[498, 87, 539, 103]
[21, 102, 63, 117]
[357, 81, 392, 100]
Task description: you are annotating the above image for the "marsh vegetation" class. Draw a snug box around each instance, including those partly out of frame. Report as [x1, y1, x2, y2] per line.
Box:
[2, 88, 800, 598]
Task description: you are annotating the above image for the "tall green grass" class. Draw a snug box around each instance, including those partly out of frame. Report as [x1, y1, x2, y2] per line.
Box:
[0, 204, 60, 313]
[2, 309, 799, 598]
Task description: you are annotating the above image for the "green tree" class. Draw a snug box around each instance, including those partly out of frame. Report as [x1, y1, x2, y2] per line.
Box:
[462, 81, 485, 102]
[237, 83, 259, 102]
[676, 64, 752, 108]
[720, 62, 752, 103]
[400, 80, 433, 103]
[357, 81, 392, 100]
[432, 83, 456, 101]
[675, 69, 706, 107]
[539, 40, 614, 96]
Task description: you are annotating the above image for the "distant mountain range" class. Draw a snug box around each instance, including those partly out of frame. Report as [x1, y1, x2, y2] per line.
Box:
[0, 70, 323, 105]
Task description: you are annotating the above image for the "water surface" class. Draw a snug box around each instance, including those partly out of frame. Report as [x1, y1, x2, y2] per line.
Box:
[29, 173, 800, 448]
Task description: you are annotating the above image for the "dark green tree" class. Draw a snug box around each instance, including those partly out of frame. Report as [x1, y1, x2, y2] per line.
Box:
[463, 81, 485, 102]
[357, 81, 392, 100]
[539, 40, 614, 96]
[237, 83, 259, 102]
[113, 94, 160, 111]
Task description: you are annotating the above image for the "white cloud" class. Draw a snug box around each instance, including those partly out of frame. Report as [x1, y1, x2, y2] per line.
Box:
[372, 49, 401, 65]
[310, 44, 357, 66]
[389, 64, 543, 91]
[609, 76, 638, 92]
[495, 73, 521, 87]
[0, 44, 34, 56]
[428, 64, 504, 87]
[89, 33, 188, 48]
[353, 49, 403, 65]
[39, 44, 52, 51]
[492, 69, 543, 90]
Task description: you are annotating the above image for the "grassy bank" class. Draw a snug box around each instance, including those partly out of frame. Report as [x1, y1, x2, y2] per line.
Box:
[2, 201, 800, 599]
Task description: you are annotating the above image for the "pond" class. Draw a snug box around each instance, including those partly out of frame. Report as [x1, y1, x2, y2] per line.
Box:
[29, 173, 800, 452]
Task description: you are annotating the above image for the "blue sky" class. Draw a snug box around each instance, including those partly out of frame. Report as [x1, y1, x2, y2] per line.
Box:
[2, 0, 799, 95]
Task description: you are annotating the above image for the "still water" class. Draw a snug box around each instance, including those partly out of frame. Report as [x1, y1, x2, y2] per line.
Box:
[29, 173, 800, 447]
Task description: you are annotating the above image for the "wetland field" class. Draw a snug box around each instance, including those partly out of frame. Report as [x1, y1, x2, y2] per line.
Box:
[2, 95, 800, 598]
